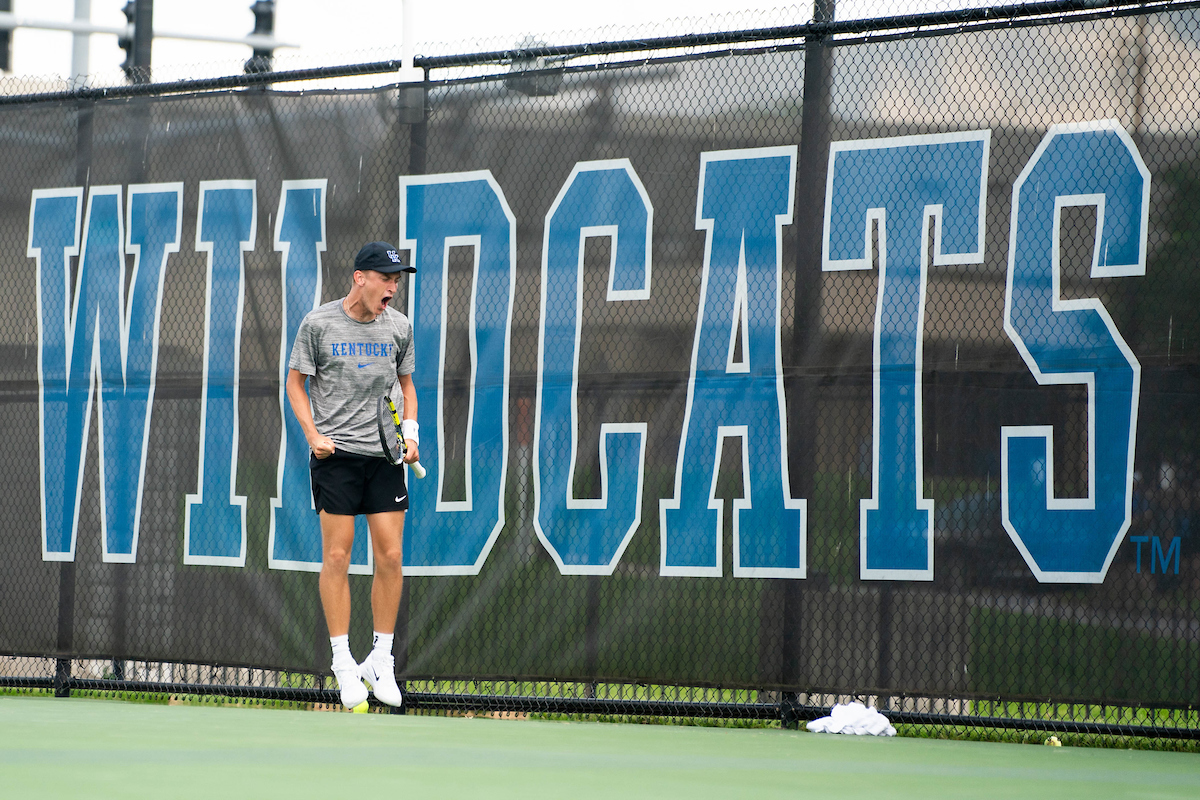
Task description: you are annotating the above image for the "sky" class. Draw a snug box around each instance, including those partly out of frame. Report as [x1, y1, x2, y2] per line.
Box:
[8, 0, 829, 84]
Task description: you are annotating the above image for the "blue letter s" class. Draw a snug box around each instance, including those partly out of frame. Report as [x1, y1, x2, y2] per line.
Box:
[1002, 121, 1148, 583]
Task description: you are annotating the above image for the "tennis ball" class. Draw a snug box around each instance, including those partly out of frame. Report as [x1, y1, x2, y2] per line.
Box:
[353, 701, 369, 714]
[1044, 735, 1062, 746]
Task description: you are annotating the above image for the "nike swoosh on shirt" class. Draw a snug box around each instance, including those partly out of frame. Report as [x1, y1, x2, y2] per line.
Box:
[357, 363, 369, 368]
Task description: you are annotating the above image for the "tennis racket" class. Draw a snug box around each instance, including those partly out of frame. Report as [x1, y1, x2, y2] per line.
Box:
[377, 394, 426, 478]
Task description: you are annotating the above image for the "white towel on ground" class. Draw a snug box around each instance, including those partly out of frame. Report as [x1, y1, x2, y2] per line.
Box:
[806, 702, 896, 736]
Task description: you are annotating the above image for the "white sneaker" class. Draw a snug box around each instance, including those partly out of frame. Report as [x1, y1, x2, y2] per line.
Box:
[358, 651, 403, 707]
[332, 657, 369, 709]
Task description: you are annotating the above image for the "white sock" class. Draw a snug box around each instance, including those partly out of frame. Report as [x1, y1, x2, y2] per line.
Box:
[372, 632, 394, 659]
[330, 634, 352, 665]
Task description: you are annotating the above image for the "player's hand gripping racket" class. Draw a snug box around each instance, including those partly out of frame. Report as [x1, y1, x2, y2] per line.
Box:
[377, 395, 426, 478]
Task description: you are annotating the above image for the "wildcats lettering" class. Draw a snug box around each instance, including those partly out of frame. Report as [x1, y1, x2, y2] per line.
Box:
[32, 123, 1150, 586]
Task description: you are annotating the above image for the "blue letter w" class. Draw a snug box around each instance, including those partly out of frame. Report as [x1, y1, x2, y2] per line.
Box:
[31, 185, 183, 562]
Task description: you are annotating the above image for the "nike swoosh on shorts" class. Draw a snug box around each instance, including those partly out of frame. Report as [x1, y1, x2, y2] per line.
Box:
[395, 495, 407, 503]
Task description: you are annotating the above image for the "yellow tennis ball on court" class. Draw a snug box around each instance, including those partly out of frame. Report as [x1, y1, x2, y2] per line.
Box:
[353, 701, 369, 714]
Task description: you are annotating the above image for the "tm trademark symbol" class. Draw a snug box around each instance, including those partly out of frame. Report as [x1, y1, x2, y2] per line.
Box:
[1129, 535, 1181, 574]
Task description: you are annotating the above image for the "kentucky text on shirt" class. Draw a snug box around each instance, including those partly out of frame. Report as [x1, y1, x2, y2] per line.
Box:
[332, 342, 394, 358]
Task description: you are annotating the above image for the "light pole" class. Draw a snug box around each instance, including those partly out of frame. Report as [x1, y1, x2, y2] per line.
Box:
[117, 0, 154, 82]
[0, 0, 10, 73]
[71, 0, 90, 85]
[245, 0, 274, 74]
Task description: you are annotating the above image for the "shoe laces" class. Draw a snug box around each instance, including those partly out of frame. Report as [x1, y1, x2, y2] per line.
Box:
[332, 657, 359, 676]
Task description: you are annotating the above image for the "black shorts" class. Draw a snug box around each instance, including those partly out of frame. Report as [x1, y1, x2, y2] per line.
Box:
[310, 450, 409, 516]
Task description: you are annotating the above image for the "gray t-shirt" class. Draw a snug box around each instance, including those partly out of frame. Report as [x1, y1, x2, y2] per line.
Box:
[289, 299, 415, 457]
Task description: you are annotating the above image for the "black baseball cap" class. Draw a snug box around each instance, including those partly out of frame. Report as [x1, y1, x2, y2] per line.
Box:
[354, 241, 415, 273]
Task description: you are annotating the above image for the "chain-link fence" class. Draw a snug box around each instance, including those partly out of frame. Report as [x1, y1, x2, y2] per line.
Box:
[2, 0, 1199, 747]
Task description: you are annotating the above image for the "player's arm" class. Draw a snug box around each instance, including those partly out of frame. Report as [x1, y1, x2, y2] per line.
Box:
[286, 368, 336, 459]
[397, 371, 419, 464]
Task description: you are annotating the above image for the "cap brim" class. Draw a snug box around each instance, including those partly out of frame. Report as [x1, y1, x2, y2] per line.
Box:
[360, 264, 416, 274]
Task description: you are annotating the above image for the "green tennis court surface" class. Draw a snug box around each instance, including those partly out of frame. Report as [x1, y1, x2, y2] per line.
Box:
[3, 696, 1198, 799]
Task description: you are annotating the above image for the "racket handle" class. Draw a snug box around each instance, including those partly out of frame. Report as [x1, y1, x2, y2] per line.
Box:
[409, 460, 427, 480]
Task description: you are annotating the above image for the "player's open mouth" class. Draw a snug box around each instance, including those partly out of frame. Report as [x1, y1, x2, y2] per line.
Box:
[381, 293, 393, 307]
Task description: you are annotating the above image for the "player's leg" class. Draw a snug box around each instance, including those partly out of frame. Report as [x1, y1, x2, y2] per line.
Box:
[319, 510, 369, 707]
[358, 509, 405, 706]
[356, 456, 409, 707]
[318, 511, 356, 637]
[367, 510, 405, 634]
[311, 450, 372, 708]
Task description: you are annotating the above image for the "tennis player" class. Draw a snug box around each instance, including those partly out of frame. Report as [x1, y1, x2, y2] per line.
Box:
[285, 241, 420, 709]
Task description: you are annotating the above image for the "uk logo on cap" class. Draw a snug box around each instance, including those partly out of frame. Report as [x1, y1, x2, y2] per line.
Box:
[354, 241, 415, 273]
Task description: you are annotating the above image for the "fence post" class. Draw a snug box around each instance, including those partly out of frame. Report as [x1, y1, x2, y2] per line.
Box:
[394, 72, 427, 714]
[52, 101, 96, 699]
[782, 0, 836, 726]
